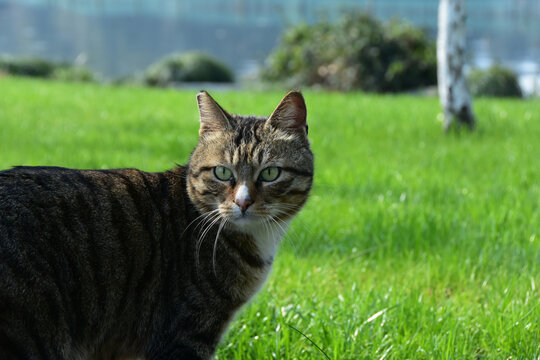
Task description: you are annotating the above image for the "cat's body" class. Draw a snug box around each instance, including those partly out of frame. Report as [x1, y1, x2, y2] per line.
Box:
[0, 92, 313, 359]
[0, 166, 255, 359]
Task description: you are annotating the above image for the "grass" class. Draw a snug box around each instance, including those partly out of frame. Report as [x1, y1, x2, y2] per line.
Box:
[1, 76, 539, 359]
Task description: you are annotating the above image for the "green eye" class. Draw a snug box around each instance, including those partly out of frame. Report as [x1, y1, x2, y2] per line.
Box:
[259, 167, 281, 182]
[214, 166, 233, 181]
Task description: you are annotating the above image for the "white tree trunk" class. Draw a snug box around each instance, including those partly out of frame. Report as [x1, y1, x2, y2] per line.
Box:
[437, 0, 475, 131]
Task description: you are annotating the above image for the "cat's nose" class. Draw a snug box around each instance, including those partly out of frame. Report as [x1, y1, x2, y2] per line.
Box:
[234, 184, 253, 213]
[235, 197, 253, 212]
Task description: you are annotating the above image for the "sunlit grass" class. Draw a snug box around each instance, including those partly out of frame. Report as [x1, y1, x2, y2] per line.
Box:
[1, 76, 539, 358]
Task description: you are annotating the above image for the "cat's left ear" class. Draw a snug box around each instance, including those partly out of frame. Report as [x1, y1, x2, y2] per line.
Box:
[266, 91, 308, 136]
[197, 91, 234, 136]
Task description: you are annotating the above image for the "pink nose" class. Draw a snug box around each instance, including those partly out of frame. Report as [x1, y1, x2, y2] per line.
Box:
[235, 198, 253, 212]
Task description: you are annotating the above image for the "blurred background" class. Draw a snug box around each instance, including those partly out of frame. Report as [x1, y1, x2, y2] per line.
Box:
[1, 0, 539, 95]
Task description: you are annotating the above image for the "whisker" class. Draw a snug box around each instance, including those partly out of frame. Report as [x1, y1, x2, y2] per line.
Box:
[264, 218, 278, 250]
[197, 212, 222, 254]
[212, 218, 227, 276]
[180, 208, 220, 239]
[272, 206, 314, 240]
[270, 215, 299, 257]
[262, 218, 272, 242]
[271, 208, 293, 218]
[249, 207, 302, 258]
[181, 208, 221, 275]
[194, 209, 221, 235]
[196, 211, 222, 273]
[195, 212, 220, 256]
[269, 216, 288, 237]
[272, 203, 302, 211]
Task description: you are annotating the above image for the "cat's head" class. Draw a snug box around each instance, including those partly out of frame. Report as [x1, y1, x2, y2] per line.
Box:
[187, 91, 313, 233]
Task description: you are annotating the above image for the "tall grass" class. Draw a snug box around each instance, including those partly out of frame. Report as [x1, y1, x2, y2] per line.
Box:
[1, 77, 539, 358]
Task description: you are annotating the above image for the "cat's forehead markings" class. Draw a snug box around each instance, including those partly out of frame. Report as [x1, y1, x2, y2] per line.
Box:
[225, 151, 232, 165]
[252, 146, 264, 167]
[232, 147, 241, 166]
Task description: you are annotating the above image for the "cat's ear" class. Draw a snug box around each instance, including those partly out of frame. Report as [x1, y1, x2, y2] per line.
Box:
[197, 91, 234, 136]
[266, 91, 308, 136]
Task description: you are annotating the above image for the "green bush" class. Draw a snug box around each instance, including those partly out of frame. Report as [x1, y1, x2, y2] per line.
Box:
[144, 52, 234, 87]
[261, 12, 437, 92]
[0, 57, 57, 78]
[468, 65, 522, 98]
[0, 56, 96, 82]
[53, 65, 96, 82]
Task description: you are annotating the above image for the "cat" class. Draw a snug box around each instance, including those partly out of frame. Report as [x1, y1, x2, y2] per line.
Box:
[0, 91, 313, 360]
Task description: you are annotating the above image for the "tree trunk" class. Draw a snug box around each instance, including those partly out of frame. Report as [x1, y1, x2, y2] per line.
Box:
[437, 0, 475, 131]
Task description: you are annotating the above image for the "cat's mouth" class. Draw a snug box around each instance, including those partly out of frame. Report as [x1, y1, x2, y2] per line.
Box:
[231, 216, 253, 226]
[229, 212, 262, 227]
[217, 205, 276, 230]
[223, 210, 269, 230]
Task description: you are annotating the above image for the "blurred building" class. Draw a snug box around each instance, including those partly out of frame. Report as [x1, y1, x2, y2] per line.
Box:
[1, 0, 539, 92]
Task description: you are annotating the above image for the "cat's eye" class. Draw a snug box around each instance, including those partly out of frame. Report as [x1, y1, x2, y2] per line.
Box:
[214, 166, 233, 181]
[259, 167, 281, 182]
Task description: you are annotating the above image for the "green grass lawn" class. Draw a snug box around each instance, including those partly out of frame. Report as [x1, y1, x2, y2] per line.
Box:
[1, 76, 539, 359]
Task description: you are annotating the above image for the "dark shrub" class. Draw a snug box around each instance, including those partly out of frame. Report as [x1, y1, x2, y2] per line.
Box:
[468, 65, 522, 98]
[0, 57, 56, 78]
[144, 52, 234, 87]
[0, 56, 96, 82]
[261, 12, 437, 92]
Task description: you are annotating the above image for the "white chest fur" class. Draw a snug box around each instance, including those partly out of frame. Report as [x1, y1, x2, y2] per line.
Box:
[249, 219, 290, 263]
[241, 219, 290, 297]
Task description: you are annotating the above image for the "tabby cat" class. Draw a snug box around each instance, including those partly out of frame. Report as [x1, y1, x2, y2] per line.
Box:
[0, 91, 313, 359]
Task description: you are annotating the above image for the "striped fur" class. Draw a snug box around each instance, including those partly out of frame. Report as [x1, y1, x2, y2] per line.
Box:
[0, 91, 313, 359]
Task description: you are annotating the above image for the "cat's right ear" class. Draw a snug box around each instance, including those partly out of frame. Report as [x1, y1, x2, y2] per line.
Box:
[265, 91, 308, 136]
[197, 91, 233, 136]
